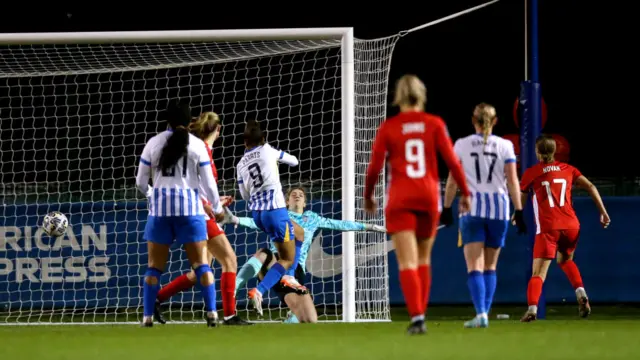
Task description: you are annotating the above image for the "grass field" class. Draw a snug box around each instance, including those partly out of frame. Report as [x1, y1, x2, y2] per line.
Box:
[2, 305, 640, 360]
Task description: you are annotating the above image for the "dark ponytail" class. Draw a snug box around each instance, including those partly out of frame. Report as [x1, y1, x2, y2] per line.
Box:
[159, 100, 192, 173]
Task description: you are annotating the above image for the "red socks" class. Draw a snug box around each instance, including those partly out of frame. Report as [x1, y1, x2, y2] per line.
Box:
[418, 265, 431, 314]
[559, 260, 584, 289]
[220, 272, 237, 317]
[527, 276, 544, 306]
[157, 274, 194, 302]
[399, 269, 423, 317]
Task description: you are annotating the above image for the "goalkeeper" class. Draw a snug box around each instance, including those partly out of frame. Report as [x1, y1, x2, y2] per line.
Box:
[227, 186, 386, 323]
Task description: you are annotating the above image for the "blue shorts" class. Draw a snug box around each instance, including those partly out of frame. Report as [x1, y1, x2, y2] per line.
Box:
[459, 216, 509, 248]
[252, 208, 294, 244]
[143, 215, 208, 246]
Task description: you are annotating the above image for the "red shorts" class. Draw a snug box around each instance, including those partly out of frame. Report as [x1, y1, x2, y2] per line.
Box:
[533, 229, 580, 259]
[206, 219, 225, 239]
[385, 208, 440, 238]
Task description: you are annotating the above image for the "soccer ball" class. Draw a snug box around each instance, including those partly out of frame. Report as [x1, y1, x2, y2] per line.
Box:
[42, 211, 69, 237]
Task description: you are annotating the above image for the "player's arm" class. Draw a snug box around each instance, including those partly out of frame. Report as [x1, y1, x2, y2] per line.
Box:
[364, 124, 387, 201]
[315, 213, 385, 232]
[503, 142, 523, 211]
[235, 217, 260, 230]
[443, 139, 462, 208]
[268, 144, 299, 167]
[197, 145, 223, 214]
[136, 142, 152, 196]
[237, 168, 250, 201]
[574, 172, 610, 226]
[435, 121, 470, 197]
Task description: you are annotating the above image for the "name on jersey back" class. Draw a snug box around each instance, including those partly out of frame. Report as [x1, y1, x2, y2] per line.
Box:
[470, 139, 498, 149]
[402, 122, 425, 134]
[241, 150, 260, 165]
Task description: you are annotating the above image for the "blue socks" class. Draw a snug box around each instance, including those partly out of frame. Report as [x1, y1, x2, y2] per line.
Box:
[286, 241, 303, 277]
[257, 263, 286, 294]
[467, 270, 486, 316]
[484, 270, 497, 314]
[143, 267, 162, 317]
[195, 264, 216, 312]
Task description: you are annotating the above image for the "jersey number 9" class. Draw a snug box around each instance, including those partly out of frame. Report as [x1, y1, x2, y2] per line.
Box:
[405, 139, 426, 178]
[248, 163, 264, 187]
[161, 156, 188, 177]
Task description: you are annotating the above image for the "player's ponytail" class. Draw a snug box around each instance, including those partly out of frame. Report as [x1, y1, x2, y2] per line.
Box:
[535, 134, 556, 163]
[392, 74, 426, 110]
[244, 120, 266, 148]
[472, 103, 497, 145]
[159, 100, 192, 173]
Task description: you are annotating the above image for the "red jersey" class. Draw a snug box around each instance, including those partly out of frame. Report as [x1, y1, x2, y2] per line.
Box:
[520, 161, 582, 233]
[364, 111, 469, 211]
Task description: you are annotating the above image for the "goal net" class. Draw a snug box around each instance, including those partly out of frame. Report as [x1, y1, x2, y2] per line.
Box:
[0, 29, 398, 324]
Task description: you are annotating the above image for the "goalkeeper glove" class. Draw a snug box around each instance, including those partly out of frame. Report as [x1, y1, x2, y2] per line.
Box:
[364, 223, 386, 233]
[512, 209, 527, 234]
[440, 207, 454, 227]
[218, 207, 239, 227]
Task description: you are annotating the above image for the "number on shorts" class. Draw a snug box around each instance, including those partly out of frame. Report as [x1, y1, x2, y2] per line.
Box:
[162, 156, 188, 177]
[541, 178, 567, 207]
[248, 163, 264, 187]
[405, 139, 426, 178]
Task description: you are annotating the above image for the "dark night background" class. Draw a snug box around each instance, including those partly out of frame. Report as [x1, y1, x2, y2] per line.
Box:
[0, 1, 637, 199]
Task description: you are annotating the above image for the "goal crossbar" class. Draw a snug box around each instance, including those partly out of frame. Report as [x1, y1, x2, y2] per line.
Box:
[0, 28, 353, 45]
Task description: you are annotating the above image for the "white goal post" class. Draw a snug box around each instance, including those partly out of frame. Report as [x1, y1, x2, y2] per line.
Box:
[0, 27, 398, 324]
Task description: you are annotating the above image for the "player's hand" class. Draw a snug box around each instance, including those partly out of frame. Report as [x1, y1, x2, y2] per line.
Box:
[600, 213, 611, 228]
[513, 209, 527, 234]
[220, 195, 234, 207]
[364, 223, 386, 233]
[214, 211, 225, 223]
[458, 196, 471, 215]
[440, 207, 453, 227]
[364, 198, 377, 214]
[203, 203, 216, 219]
[218, 206, 239, 227]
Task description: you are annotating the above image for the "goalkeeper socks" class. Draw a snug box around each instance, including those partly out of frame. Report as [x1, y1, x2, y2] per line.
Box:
[286, 241, 303, 277]
[257, 263, 286, 294]
[235, 257, 263, 294]
[220, 272, 237, 318]
[467, 271, 487, 316]
[157, 273, 194, 302]
[194, 264, 217, 313]
[559, 260, 584, 289]
[483, 270, 497, 314]
[527, 276, 544, 306]
[143, 267, 162, 317]
[418, 265, 431, 314]
[284, 313, 300, 324]
[399, 269, 423, 318]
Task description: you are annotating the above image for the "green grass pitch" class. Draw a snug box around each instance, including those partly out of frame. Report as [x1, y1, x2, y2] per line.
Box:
[2, 305, 640, 360]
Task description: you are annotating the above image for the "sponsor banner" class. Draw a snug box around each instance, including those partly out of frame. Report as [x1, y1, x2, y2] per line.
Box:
[0, 197, 637, 309]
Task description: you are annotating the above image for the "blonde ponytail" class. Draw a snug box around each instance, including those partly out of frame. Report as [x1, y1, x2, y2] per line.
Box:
[392, 74, 426, 109]
[473, 103, 497, 144]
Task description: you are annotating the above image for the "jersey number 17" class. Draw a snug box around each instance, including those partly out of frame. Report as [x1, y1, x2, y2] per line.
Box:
[162, 156, 188, 177]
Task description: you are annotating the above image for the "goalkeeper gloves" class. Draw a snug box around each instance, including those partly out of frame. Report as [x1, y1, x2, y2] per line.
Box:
[440, 207, 454, 227]
[218, 206, 239, 227]
[512, 209, 527, 234]
[364, 223, 386, 232]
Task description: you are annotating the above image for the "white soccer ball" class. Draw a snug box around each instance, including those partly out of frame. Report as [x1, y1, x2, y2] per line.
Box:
[42, 211, 69, 237]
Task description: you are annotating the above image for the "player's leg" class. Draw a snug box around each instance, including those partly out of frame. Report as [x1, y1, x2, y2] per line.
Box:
[459, 216, 488, 327]
[415, 210, 439, 322]
[179, 215, 218, 327]
[388, 209, 424, 334]
[557, 229, 589, 317]
[482, 219, 509, 316]
[141, 216, 173, 327]
[283, 292, 317, 323]
[522, 232, 556, 322]
[248, 209, 299, 315]
[236, 249, 272, 293]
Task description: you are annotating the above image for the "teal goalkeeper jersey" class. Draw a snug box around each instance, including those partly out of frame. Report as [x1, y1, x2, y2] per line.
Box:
[237, 210, 365, 272]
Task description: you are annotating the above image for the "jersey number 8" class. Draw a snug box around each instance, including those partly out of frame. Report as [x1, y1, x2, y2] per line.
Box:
[405, 139, 426, 178]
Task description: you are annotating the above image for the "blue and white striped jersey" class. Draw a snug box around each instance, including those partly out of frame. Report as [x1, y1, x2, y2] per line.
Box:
[136, 130, 222, 217]
[453, 134, 516, 220]
[236, 143, 298, 211]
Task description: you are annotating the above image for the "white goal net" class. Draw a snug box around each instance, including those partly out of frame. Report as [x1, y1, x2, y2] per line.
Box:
[0, 29, 398, 324]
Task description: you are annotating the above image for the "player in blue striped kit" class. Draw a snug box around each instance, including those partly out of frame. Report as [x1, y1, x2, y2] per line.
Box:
[441, 103, 527, 328]
[235, 120, 304, 315]
[228, 186, 386, 323]
[136, 100, 224, 327]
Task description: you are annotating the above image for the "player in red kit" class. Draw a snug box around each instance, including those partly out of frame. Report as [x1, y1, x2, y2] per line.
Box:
[154, 112, 251, 326]
[364, 75, 471, 335]
[519, 135, 610, 322]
